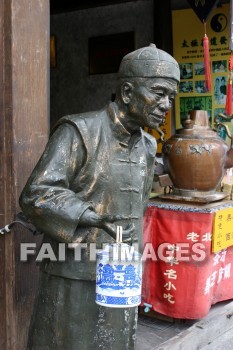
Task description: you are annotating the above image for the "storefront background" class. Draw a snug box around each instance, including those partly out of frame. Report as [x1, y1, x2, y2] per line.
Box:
[172, 4, 231, 137]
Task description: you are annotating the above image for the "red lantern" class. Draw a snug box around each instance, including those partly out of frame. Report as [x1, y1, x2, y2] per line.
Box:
[203, 31, 211, 92]
[225, 53, 233, 116]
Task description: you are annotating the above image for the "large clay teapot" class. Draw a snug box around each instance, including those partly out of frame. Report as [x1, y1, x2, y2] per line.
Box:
[162, 110, 233, 201]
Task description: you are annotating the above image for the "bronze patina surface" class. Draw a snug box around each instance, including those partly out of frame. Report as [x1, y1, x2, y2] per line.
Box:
[19, 44, 179, 350]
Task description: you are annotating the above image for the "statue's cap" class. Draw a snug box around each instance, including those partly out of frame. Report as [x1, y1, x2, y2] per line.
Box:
[118, 43, 180, 82]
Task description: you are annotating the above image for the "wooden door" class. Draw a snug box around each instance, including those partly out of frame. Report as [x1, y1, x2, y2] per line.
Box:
[0, 1, 49, 349]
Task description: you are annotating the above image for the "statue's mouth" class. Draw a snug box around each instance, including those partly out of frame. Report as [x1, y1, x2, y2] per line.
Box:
[150, 113, 165, 125]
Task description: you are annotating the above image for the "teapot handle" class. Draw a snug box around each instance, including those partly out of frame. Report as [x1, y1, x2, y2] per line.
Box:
[214, 113, 233, 148]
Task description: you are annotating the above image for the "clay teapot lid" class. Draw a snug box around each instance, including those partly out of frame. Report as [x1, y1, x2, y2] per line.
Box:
[182, 110, 209, 129]
[178, 110, 215, 137]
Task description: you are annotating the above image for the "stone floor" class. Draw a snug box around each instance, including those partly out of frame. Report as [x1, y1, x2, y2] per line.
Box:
[135, 300, 233, 350]
[201, 327, 233, 349]
[135, 314, 195, 350]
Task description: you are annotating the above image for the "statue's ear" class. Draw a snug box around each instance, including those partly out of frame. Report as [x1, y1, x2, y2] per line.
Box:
[121, 82, 133, 104]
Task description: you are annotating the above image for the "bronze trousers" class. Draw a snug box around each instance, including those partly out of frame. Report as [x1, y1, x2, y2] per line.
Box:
[27, 272, 138, 350]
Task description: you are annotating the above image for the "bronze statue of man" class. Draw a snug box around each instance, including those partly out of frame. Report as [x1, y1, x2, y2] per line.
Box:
[20, 44, 180, 350]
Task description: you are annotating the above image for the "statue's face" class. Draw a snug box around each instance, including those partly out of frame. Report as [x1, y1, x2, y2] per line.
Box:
[127, 77, 177, 130]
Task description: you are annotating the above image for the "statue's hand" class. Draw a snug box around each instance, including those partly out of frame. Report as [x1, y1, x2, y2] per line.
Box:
[101, 222, 135, 243]
[121, 223, 136, 244]
[79, 209, 135, 242]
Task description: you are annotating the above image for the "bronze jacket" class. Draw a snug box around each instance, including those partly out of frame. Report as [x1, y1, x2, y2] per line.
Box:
[19, 102, 157, 280]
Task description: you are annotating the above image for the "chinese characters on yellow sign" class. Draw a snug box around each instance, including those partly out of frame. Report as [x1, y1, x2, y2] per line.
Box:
[172, 4, 230, 136]
[212, 207, 233, 253]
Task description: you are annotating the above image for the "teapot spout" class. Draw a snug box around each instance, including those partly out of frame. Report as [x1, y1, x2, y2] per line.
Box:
[225, 148, 233, 169]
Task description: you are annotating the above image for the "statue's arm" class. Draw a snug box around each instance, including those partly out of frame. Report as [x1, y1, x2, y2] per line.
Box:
[19, 123, 93, 243]
[20, 122, 136, 243]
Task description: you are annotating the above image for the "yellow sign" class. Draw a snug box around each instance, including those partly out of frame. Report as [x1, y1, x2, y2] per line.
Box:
[212, 207, 233, 252]
[172, 4, 231, 136]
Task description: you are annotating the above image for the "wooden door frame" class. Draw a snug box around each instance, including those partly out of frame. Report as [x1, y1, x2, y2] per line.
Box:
[0, 1, 49, 349]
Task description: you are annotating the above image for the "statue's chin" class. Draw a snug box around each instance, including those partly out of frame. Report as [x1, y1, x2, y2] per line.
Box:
[146, 123, 160, 131]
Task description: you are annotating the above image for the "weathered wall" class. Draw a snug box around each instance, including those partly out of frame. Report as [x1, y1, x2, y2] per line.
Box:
[50, 0, 154, 127]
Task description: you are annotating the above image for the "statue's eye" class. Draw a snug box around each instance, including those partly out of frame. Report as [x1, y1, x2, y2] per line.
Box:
[150, 89, 164, 97]
[169, 96, 175, 103]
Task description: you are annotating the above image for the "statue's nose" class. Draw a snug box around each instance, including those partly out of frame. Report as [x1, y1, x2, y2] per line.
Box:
[159, 96, 170, 111]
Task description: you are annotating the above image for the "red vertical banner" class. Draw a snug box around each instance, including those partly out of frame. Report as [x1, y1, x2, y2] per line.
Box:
[142, 206, 233, 319]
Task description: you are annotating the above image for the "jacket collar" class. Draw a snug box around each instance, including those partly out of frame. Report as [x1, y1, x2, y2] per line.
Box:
[107, 102, 156, 151]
